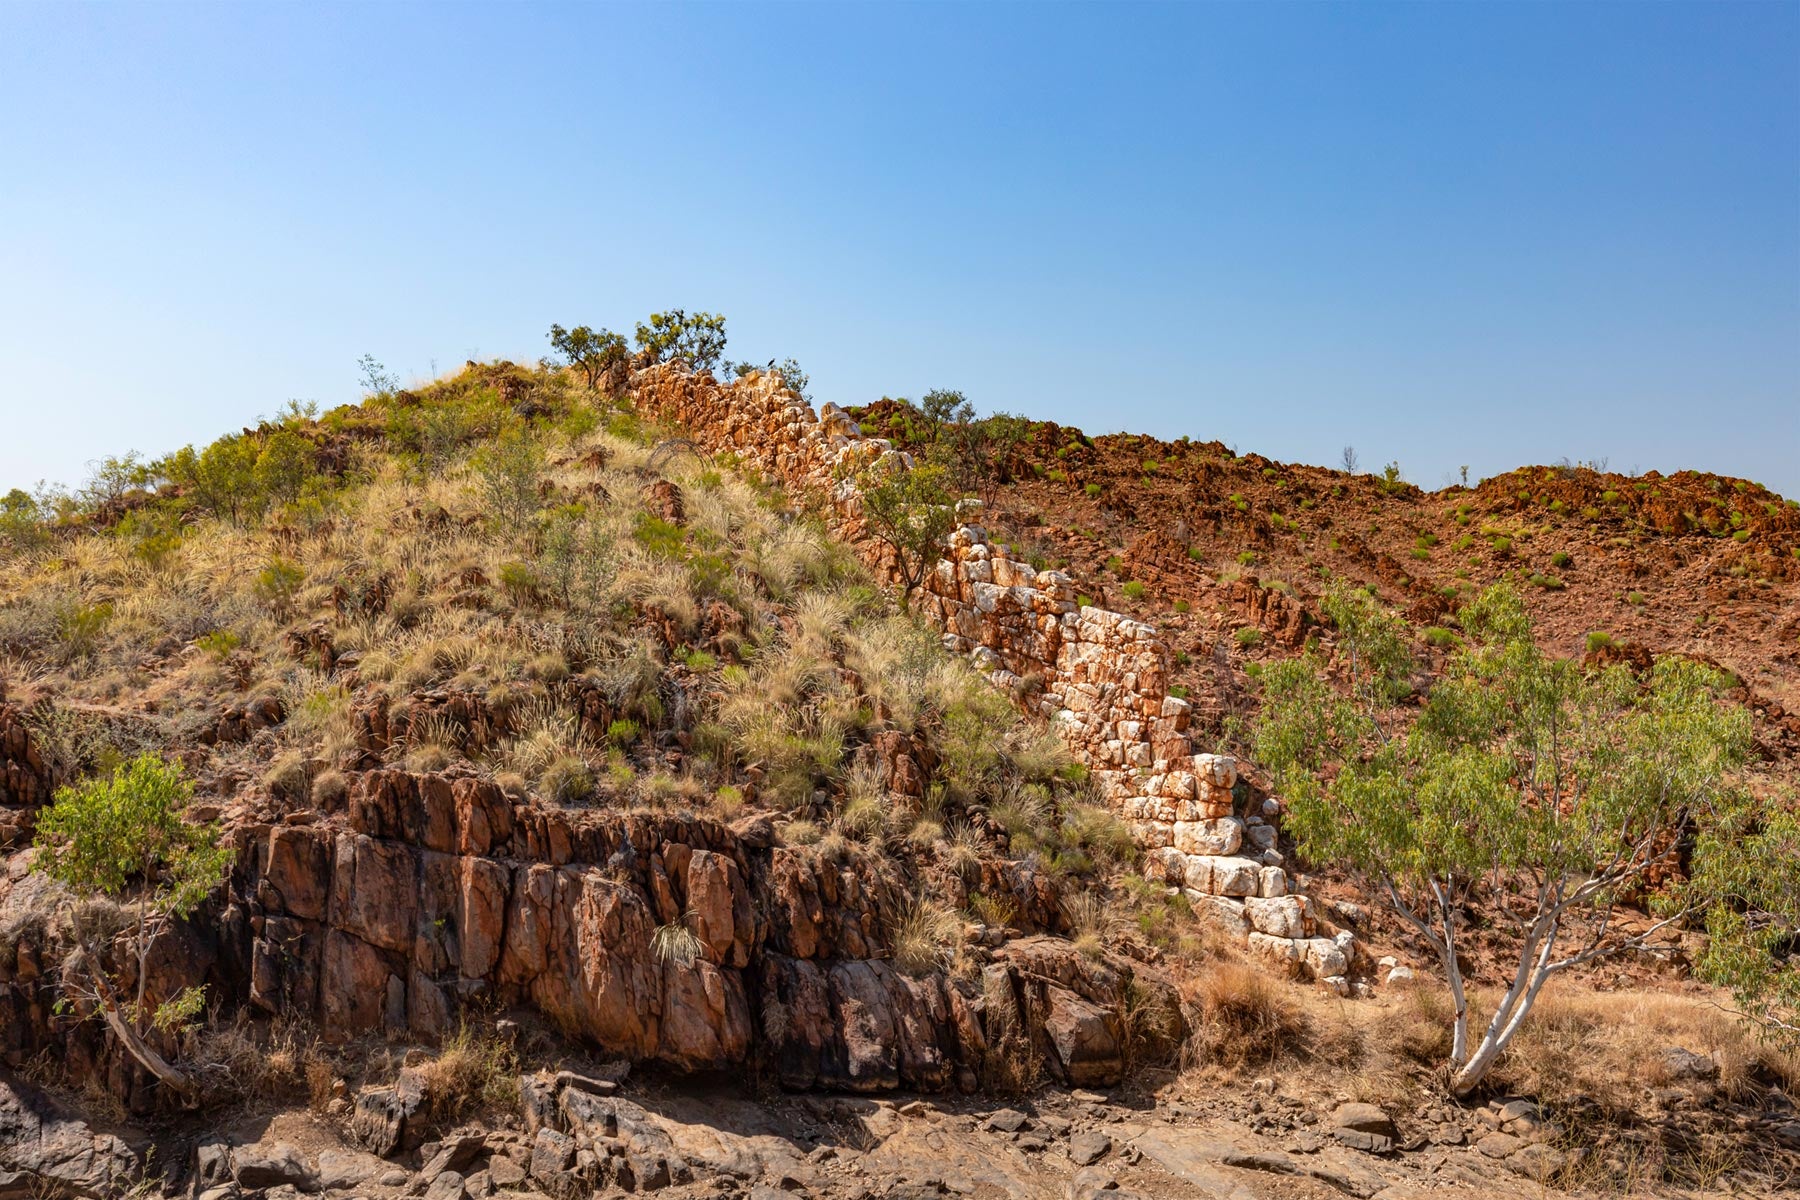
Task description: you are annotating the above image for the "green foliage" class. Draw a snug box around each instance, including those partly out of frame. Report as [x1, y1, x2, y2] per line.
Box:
[917, 389, 968, 443]
[857, 459, 956, 611]
[255, 556, 305, 612]
[1234, 627, 1261, 648]
[632, 514, 686, 559]
[1550, 550, 1573, 568]
[0, 487, 49, 554]
[1257, 583, 1751, 1093]
[1685, 796, 1800, 1043]
[475, 430, 543, 534]
[634, 309, 728, 371]
[1121, 581, 1146, 601]
[56, 599, 114, 660]
[34, 753, 229, 916]
[1320, 582, 1412, 715]
[33, 754, 232, 1065]
[1585, 630, 1615, 653]
[1083, 482, 1102, 498]
[548, 324, 629, 390]
[1527, 572, 1565, 590]
[195, 630, 240, 659]
[940, 410, 1031, 507]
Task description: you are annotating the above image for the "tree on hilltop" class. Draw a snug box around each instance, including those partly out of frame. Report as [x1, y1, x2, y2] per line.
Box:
[548, 324, 629, 391]
[634, 310, 728, 373]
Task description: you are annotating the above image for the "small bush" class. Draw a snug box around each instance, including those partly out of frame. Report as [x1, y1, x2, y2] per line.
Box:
[1182, 961, 1308, 1072]
[1186, 546, 1205, 562]
[195, 630, 241, 659]
[1083, 482, 1101, 498]
[1422, 627, 1457, 648]
[540, 755, 595, 805]
[1586, 631, 1615, 653]
[1551, 550, 1573, 568]
[1234, 627, 1261, 648]
[1173, 599, 1191, 614]
[416, 1025, 519, 1127]
[652, 916, 703, 967]
[1168, 683, 1189, 699]
[1627, 590, 1647, 606]
[1121, 580, 1146, 601]
[1235, 550, 1257, 567]
[1527, 572, 1565, 590]
[890, 898, 960, 977]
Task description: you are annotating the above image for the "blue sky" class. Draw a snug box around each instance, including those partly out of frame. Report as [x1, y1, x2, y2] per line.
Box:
[3, 2, 1796, 497]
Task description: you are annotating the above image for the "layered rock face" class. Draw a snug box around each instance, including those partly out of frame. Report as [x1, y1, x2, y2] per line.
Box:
[629, 363, 1349, 978]
[0, 768, 1166, 1106]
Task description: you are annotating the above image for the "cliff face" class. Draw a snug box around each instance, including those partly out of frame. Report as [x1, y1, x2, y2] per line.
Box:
[0, 755, 1166, 1110]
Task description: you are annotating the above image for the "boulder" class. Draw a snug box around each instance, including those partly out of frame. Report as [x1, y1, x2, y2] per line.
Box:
[233, 1143, 317, 1190]
[1328, 1103, 1397, 1154]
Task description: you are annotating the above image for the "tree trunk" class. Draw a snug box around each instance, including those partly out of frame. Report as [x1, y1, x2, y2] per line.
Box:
[70, 946, 194, 1097]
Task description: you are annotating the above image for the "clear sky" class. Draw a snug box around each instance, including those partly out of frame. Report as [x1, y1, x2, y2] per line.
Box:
[3, 2, 1796, 498]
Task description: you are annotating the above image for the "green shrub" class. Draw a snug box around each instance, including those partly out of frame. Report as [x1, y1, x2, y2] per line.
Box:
[1168, 683, 1189, 699]
[1235, 627, 1261, 648]
[1186, 546, 1204, 562]
[1083, 482, 1101, 498]
[1121, 581, 1146, 601]
[1173, 599, 1190, 614]
[1586, 631, 1615, 653]
[1527, 573, 1565, 590]
[1423, 627, 1457, 648]
[1236, 551, 1257, 567]
[1076, 595, 1093, 608]
[195, 630, 240, 659]
[1047, 469, 1068, 484]
[1550, 551, 1572, 568]
[1627, 591, 1647, 606]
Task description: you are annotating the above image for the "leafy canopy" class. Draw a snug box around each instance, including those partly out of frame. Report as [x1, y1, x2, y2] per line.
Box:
[1256, 583, 1751, 1092]
[857, 458, 958, 611]
[548, 324, 628, 391]
[34, 752, 233, 921]
[634, 310, 727, 372]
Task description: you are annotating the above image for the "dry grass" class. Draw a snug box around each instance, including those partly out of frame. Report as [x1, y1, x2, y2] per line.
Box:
[1181, 959, 1312, 1073]
[889, 897, 961, 977]
[414, 1024, 519, 1126]
[1488, 983, 1800, 1117]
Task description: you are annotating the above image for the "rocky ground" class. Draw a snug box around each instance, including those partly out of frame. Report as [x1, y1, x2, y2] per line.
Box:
[13, 1039, 1796, 1200]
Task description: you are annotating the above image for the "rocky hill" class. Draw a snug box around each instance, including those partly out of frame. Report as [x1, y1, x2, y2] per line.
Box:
[0, 354, 1794, 1200]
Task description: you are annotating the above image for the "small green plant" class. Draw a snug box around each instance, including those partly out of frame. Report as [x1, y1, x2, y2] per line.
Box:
[255, 556, 305, 612]
[1235, 627, 1261, 648]
[32, 754, 232, 1094]
[1627, 590, 1647, 605]
[1550, 550, 1573, 568]
[606, 718, 641, 747]
[1422, 627, 1457, 648]
[195, 629, 240, 659]
[1186, 545, 1205, 562]
[1083, 482, 1102, 498]
[1121, 580, 1146, 601]
[1586, 631, 1615, 653]
[1527, 573, 1565, 590]
[1236, 550, 1257, 567]
[1047, 469, 1068, 484]
[679, 647, 717, 671]
[1172, 599, 1190, 614]
[1076, 594, 1093, 608]
[1168, 683, 1189, 699]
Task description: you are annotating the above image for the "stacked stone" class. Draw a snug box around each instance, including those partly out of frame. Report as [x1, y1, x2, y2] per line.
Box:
[628, 363, 1354, 985]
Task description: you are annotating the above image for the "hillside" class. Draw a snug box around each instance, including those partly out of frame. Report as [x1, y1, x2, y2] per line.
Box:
[851, 404, 1800, 777]
[0, 351, 1795, 1200]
